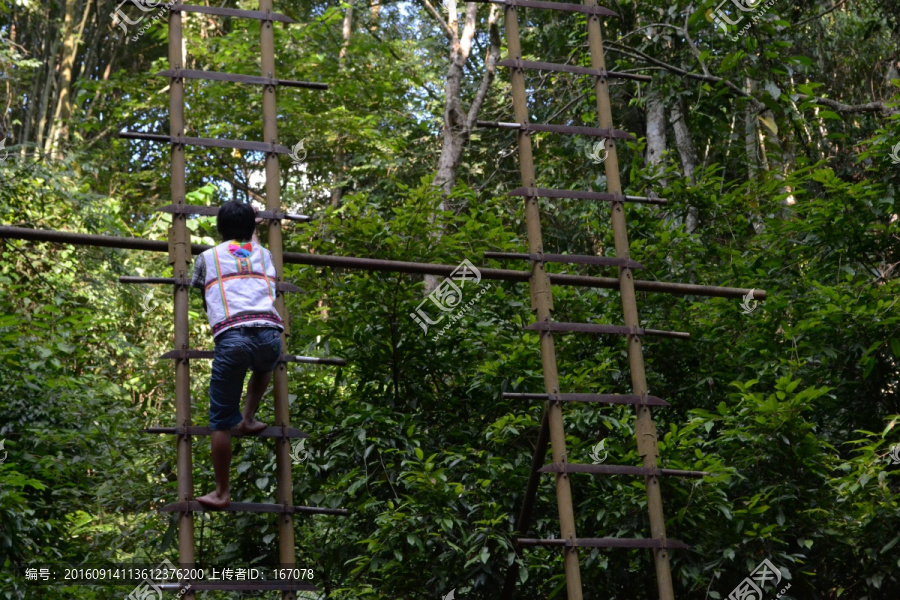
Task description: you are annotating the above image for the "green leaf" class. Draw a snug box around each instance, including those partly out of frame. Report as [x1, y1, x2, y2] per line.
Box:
[758, 115, 778, 135]
[889, 338, 900, 357]
[881, 536, 900, 554]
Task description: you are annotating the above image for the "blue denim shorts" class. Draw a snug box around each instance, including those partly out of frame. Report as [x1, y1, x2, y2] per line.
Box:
[209, 327, 283, 431]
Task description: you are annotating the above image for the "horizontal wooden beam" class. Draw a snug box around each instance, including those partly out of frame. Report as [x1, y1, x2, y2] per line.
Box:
[0, 226, 766, 300]
[157, 69, 327, 90]
[516, 537, 690, 550]
[161, 501, 348, 516]
[539, 463, 708, 478]
[144, 426, 309, 439]
[502, 392, 670, 407]
[525, 321, 691, 340]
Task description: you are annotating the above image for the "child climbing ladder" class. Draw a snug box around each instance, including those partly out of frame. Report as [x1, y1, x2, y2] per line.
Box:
[190, 200, 284, 509]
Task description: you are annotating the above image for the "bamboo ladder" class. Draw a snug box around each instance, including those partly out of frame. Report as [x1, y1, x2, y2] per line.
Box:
[470, 1, 753, 599]
[119, 2, 347, 598]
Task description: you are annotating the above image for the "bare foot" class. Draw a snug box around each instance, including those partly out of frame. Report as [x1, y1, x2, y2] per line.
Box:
[196, 491, 231, 510]
[238, 418, 267, 435]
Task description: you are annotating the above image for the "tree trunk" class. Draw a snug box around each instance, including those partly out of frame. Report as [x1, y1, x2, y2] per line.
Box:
[22, 55, 41, 146]
[369, 1, 380, 31]
[645, 89, 667, 185]
[35, 31, 61, 156]
[432, 3, 500, 194]
[423, 1, 500, 290]
[339, 0, 354, 63]
[670, 99, 699, 232]
[744, 78, 759, 181]
[743, 80, 766, 233]
[330, 0, 355, 209]
[330, 144, 345, 208]
[49, 0, 93, 157]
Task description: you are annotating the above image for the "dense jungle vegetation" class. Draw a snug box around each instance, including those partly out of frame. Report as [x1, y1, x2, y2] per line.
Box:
[1, 0, 899, 598]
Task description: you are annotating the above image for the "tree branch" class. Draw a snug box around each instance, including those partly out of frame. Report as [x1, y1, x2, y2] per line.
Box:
[797, 94, 898, 115]
[794, 0, 850, 27]
[458, 2, 478, 63]
[681, 11, 711, 79]
[465, 5, 501, 130]
[416, 0, 454, 42]
[604, 40, 764, 110]
[607, 34, 895, 117]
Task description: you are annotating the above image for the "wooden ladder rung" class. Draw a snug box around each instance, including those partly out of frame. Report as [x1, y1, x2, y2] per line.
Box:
[525, 321, 690, 339]
[159, 350, 347, 366]
[502, 392, 670, 407]
[118, 131, 291, 155]
[508, 187, 667, 204]
[144, 426, 309, 439]
[539, 463, 708, 478]
[157, 203, 312, 222]
[475, 120, 635, 141]
[467, 0, 619, 19]
[160, 501, 349, 516]
[154, 3, 296, 23]
[498, 58, 651, 82]
[516, 537, 691, 550]
[120, 276, 303, 294]
[157, 69, 327, 90]
[484, 251, 644, 269]
[157, 581, 316, 592]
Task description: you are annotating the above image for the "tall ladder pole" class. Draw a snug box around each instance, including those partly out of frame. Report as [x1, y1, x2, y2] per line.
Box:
[503, 6, 583, 600]
[259, 2, 297, 598]
[117, 3, 348, 596]
[168, 9, 196, 600]
[585, 3, 675, 599]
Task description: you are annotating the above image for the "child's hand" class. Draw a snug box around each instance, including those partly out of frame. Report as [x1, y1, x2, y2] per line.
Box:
[251, 207, 263, 244]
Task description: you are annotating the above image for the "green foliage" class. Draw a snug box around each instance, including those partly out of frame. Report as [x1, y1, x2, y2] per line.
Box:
[2, 1, 900, 599]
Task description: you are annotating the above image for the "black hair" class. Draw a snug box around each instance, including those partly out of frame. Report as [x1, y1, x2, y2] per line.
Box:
[216, 200, 256, 242]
